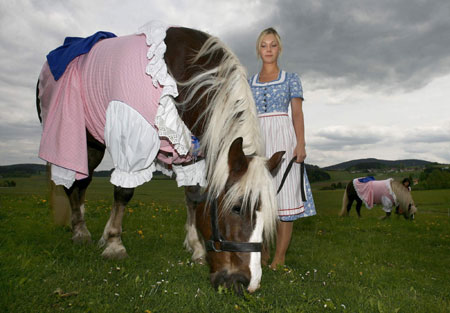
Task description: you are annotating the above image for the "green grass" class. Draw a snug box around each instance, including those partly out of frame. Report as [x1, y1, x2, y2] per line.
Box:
[0, 176, 449, 312]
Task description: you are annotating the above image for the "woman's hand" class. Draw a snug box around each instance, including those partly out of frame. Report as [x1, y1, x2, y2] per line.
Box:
[294, 144, 306, 163]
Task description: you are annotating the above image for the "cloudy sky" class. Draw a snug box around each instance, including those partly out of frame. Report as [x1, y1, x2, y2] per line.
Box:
[1, 0, 449, 169]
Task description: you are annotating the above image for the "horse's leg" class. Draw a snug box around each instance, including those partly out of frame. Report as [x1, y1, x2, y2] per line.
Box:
[99, 186, 134, 259]
[355, 198, 363, 218]
[346, 198, 354, 215]
[342, 182, 355, 216]
[66, 132, 105, 243]
[183, 185, 206, 264]
[65, 178, 93, 243]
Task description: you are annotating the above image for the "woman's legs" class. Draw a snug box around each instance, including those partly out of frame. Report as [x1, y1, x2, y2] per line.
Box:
[270, 221, 293, 268]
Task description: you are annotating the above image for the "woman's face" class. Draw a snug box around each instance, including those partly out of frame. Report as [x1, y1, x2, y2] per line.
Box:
[259, 34, 280, 64]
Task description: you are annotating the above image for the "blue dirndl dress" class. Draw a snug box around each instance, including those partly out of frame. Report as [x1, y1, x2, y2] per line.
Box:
[249, 70, 316, 221]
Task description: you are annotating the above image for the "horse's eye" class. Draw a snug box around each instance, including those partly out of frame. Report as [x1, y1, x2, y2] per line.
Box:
[232, 206, 241, 215]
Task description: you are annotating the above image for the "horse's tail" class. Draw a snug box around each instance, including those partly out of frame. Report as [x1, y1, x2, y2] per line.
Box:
[339, 183, 349, 216]
[47, 164, 71, 226]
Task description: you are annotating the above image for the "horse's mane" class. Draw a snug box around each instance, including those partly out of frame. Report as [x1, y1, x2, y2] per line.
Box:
[391, 180, 414, 211]
[178, 35, 276, 241]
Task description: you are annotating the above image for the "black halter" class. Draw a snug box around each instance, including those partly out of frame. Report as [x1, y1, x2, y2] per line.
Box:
[205, 198, 263, 253]
[185, 186, 262, 253]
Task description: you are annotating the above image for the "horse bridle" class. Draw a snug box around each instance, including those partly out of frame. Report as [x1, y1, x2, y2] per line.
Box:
[205, 198, 263, 253]
[185, 186, 262, 253]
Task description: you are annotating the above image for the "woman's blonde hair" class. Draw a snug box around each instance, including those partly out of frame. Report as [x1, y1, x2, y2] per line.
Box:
[256, 27, 282, 59]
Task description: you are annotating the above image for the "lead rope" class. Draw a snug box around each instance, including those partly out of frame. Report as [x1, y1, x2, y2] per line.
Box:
[276, 156, 306, 202]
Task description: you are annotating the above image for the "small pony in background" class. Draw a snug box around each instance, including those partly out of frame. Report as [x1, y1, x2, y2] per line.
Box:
[339, 177, 417, 220]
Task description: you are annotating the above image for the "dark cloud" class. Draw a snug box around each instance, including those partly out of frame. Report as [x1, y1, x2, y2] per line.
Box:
[310, 125, 386, 151]
[225, 0, 450, 92]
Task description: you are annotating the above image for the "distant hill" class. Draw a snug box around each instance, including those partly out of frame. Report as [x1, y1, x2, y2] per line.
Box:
[323, 158, 436, 171]
[0, 164, 112, 178]
[0, 164, 47, 177]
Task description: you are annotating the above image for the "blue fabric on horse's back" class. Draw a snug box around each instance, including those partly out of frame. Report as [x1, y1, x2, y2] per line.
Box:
[46, 31, 117, 80]
[358, 176, 375, 183]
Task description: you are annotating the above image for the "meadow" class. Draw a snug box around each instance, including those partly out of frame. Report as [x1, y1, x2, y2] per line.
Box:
[0, 175, 449, 312]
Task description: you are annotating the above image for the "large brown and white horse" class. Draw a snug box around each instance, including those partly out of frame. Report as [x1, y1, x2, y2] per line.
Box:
[36, 22, 283, 294]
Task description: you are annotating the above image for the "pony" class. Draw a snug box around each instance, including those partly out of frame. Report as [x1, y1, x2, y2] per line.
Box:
[36, 21, 284, 294]
[339, 177, 417, 220]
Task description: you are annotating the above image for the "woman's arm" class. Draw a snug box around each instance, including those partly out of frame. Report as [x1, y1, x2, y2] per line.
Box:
[291, 97, 306, 163]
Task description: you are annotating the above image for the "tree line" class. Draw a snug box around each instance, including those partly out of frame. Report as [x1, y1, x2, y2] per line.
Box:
[415, 167, 450, 190]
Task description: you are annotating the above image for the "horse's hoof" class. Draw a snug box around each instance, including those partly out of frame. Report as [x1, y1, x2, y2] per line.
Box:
[72, 232, 92, 244]
[97, 237, 106, 248]
[102, 244, 128, 260]
[193, 257, 206, 265]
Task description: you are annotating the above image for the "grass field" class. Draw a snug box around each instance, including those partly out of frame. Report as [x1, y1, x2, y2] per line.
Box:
[0, 175, 449, 312]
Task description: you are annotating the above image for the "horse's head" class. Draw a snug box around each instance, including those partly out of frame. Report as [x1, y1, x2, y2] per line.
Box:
[196, 138, 283, 294]
[404, 203, 418, 220]
[392, 180, 417, 220]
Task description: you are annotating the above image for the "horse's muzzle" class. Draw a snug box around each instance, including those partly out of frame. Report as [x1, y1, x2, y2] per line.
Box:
[211, 271, 250, 295]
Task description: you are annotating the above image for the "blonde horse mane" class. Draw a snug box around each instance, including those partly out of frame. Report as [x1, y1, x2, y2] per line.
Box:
[391, 180, 414, 212]
[178, 36, 277, 241]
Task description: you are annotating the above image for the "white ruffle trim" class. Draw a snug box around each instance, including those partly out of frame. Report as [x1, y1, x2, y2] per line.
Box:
[110, 164, 156, 188]
[137, 20, 191, 156]
[154, 159, 206, 187]
[172, 160, 207, 187]
[51, 164, 76, 189]
[155, 161, 174, 178]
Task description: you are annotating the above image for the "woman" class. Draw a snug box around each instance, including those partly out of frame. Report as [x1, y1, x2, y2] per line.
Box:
[248, 27, 316, 268]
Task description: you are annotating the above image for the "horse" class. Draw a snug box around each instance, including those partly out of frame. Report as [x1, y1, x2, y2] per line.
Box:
[339, 177, 417, 220]
[36, 21, 284, 294]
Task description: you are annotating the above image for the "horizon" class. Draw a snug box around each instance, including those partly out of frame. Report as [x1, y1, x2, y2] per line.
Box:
[1, 157, 446, 171]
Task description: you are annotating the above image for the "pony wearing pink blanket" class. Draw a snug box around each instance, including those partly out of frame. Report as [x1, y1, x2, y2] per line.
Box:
[339, 177, 417, 219]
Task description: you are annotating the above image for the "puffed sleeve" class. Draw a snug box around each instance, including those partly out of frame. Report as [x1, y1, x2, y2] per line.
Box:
[289, 72, 304, 100]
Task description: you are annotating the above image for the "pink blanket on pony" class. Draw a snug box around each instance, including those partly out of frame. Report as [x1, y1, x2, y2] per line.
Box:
[353, 178, 396, 210]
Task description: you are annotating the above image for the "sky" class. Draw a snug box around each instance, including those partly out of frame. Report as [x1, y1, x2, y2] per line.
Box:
[1, 0, 449, 169]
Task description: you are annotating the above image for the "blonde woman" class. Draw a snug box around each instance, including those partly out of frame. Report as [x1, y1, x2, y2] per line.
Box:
[248, 27, 316, 268]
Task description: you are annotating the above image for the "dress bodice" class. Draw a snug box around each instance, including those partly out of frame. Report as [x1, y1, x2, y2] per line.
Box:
[248, 70, 303, 115]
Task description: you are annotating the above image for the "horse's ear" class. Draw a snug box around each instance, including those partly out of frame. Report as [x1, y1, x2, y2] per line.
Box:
[267, 151, 285, 174]
[228, 137, 248, 174]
